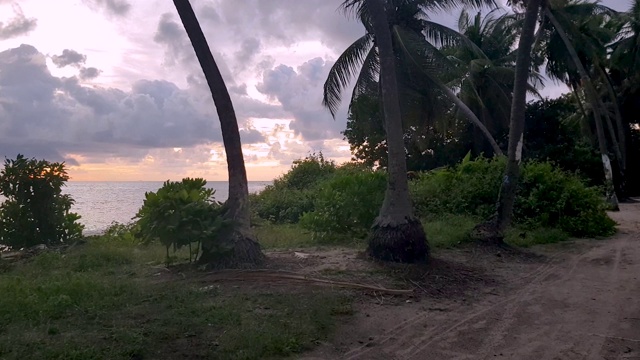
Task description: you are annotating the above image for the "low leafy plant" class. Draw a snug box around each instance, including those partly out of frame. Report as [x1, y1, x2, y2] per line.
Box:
[515, 161, 616, 237]
[410, 157, 615, 238]
[299, 170, 386, 240]
[251, 153, 336, 223]
[133, 178, 229, 262]
[0, 155, 84, 250]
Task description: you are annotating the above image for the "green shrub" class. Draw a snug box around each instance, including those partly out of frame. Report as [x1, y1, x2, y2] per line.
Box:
[411, 156, 504, 219]
[251, 153, 336, 223]
[133, 178, 229, 262]
[515, 162, 616, 237]
[299, 170, 386, 240]
[0, 155, 84, 250]
[251, 187, 315, 223]
[276, 152, 336, 190]
[410, 157, 615, 238]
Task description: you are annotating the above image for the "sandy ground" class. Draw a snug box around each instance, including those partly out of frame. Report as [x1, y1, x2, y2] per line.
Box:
[298, 201, 640, 360]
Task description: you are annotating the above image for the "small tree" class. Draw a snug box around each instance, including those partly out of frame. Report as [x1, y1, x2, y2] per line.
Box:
[133, 178, 229, 263]
[0, 155, 84, 250]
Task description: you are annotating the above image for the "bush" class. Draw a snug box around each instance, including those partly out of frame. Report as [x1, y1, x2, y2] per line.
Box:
[515, 162, 615, 237]
[410, 157, 615, 238]
[251, 153, 336, 223]
[411, 155, 504, 219]
[133, 178, 229, 262]
[251, 187, 314, 223]
[0, 155, 84, 250]
[299, 170, 386, 240]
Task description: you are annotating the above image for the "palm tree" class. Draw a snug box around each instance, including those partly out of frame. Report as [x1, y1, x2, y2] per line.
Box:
[447, 9, 542, 155]
[539, 0, 620, 208]
[361, 0, 429, 262]
[324, 0, 502, 156]
[173, 0, 264, 267]
[472, 0, 543, 243]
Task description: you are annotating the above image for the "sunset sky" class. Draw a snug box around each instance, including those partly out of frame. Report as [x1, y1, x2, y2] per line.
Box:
[0, 0, 628, 181]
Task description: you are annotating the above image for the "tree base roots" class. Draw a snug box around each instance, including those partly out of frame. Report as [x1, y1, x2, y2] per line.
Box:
[198, 231, 265, 269]
[470, 219, 505, 245]
[367, 217, 429, 263]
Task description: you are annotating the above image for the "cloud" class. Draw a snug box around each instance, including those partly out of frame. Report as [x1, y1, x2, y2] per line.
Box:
[234, 37, 261, 69]
[79, 67, 101, 80]
[256, 57, 348, 141]
[153, 13, 195, 67]
[0, 44, 236, 163]
[51, 49, 87, 68]
[0, 4, 37, 40]
[82, 0, 131, 17]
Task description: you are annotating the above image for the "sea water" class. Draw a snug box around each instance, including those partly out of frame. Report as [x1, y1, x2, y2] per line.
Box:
[63, 181, 271, 234]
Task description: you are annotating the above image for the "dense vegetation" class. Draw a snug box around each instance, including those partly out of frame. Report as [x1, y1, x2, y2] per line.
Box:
[251, 153, 616, 245]
[0, 155, 83, 250]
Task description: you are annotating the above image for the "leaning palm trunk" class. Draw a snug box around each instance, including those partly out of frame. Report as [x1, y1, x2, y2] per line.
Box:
[597, 65, 627, 199]
[472, 0, 542, 243]
[367, 0, 429, 263]
[173, 0, 264, 267]
[543, 7, 619, 210]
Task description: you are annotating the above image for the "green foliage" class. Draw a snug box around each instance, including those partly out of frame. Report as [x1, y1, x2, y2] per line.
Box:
[410, 157, 616, 237]
[299, 170, 386, 240]
[254, 223, 316, 249]
[251, 153, 336, 224]
[0, 241, 350, 359]
[411, 156, 505, 219]
[133, 178, 228, 262]
[277, 152, 336, 190]
[0, 155, 84, 250]
[420, 215, 478, 248]
[515, 162, 616, 237]
[505, 227, 569, 247]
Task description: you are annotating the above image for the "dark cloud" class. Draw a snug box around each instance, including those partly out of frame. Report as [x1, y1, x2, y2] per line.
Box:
[256, 57, 348, 141]
[199, 4, 221, 23]
[82, 0, 131, 16]
[0, 44, 241, 164]
[51, 49, 87, 68]
[234, 37, 261, 68]
[211, 0, 364, 52]
[240, 129, 265, 144]
[0, 4, 37, 40]
[79, 67, 101, 80]
[229, 84, 248, 96]
[154, 13, 194, 67]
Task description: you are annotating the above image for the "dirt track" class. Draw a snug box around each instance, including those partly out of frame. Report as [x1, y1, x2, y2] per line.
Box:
[303, 201, 640, 360]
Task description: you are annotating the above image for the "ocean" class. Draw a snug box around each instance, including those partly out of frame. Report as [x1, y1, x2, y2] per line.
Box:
[63, 181, 271, 234]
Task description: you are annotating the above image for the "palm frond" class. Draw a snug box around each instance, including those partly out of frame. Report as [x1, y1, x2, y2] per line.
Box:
[322, 34, 374, 117]
[351, 46, 380, 100]
[422, 20, 488, 59]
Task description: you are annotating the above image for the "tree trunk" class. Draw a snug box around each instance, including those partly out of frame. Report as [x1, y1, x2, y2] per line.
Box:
[173, 0, 264, 267]
[597, 65, 627, 199]
[367, 0, 429, 263]
[471, 0, 542, 244]
[543, 7, 619, 210]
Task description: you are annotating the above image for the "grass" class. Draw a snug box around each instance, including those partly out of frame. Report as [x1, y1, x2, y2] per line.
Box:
[0, 239, 352, 360]
[421, 215, 478, 248]
[254, 222, 365, 249]
[505, 227, 569, 247]
[255, 214, 572, 251]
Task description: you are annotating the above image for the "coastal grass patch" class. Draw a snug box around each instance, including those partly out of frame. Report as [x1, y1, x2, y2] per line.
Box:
[504, 227, 570, 247]
[421, 215, 478, 249]
[0, 240, 352, 360]
[255, 222, 365, 249]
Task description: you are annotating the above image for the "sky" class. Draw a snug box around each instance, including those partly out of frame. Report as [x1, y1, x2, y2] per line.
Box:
[0, 0, 629, 181]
